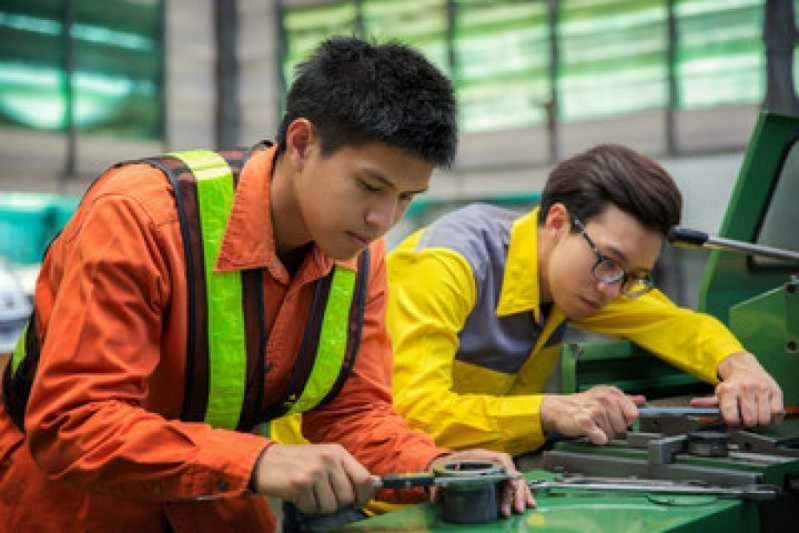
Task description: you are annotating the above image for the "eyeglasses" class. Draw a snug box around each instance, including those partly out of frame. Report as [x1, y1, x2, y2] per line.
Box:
[572, 216, 654, 298]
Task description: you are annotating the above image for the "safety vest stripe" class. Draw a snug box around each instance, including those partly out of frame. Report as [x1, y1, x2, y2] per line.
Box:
[288, 266, 356, 414]
[169, 150, 247, 430]
[10, 321, 28, 374]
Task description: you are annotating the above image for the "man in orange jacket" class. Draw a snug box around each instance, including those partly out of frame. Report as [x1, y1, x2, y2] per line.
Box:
[0, 37, 532, 532]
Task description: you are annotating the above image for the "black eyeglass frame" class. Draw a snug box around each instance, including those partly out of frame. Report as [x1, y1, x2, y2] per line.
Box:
[571, 216, 654, 298]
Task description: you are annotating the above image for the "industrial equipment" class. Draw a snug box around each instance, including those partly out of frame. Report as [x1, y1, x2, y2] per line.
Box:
[338, 113, 799, 532]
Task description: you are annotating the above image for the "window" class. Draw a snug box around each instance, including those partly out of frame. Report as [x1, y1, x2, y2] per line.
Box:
[675, 0, 765, 109]
[0, 0, 163, 140]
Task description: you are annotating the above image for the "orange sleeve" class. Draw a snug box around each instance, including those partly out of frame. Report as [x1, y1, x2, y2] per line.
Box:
[25, 180, 269, 503]
[301, 239, 450, 502]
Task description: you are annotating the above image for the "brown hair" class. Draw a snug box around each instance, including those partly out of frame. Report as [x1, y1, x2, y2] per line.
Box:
[539, 144, 682, 236]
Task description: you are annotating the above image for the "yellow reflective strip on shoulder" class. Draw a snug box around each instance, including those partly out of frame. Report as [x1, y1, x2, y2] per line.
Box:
[288, 266, 357, 414]
[169, 149, 247, 430]
[11, 320, 29, 374]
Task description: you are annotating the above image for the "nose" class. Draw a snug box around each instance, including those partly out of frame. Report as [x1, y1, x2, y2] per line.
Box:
[364, 197, 398, 234]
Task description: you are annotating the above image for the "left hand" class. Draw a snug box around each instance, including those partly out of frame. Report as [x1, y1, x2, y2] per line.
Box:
[691, 352, 783, 427]
[429, 449, 534, 517]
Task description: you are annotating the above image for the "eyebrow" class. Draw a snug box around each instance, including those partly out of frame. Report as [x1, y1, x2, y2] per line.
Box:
[362, 168, 429, 195]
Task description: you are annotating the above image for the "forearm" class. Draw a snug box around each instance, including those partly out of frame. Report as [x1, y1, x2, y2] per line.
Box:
[27, 397, 268, 502]
[396, 386, 546, 456]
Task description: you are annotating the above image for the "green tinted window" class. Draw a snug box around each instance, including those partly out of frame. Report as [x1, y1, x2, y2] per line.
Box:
[282, 1, 358, 85]
[454, 0, 550, 132]
[0, 0, 162, 139]
[559, 0, 668, 122]
[675, 0, 764, 109]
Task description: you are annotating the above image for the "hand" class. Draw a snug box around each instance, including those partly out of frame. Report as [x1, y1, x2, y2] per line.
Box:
[691, 352, 783, 427]
[541, 386, 646, 445]
[430, 449, 535, 517]
[251, 443, 374, 514]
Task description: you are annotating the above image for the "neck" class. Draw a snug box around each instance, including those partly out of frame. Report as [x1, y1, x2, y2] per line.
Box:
[270, 152, 312, 257]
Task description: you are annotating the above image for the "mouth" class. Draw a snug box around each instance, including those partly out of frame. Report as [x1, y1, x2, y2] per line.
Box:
[346, 231, 371, 247]
[579, 296, 602, 312]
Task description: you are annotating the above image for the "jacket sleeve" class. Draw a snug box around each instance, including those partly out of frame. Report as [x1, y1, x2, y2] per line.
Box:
[383, 234, 546, 457]
[302, 239, 451, 503]
[574, 289, 744, 384]
[25, 181, 268, 503]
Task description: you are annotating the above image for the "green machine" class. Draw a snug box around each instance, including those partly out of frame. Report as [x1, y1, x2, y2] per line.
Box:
[338, 113, 799, 532]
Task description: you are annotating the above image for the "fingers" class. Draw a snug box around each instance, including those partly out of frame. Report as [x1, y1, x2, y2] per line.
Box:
[499, 477, 535, 516]
[253, 443, 373, 514]
[441, 450, 534, 516]
[341, 455, 375, 508]
[689, 395, 719, 407]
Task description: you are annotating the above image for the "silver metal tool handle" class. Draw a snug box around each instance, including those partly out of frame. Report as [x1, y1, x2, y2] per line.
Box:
[668, 227, 799, 262]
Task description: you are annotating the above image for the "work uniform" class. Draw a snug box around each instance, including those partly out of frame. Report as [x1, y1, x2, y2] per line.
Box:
[0, 145, 446, 532]
[387, 204, 744, 456]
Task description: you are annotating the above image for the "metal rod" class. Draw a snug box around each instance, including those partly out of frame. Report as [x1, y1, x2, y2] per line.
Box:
[638, 406, 721, 418]
[668, 227, 799, 262]
[529, 478, 780, 501]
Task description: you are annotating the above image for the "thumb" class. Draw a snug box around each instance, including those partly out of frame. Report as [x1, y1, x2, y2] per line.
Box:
[690, 396, 719, 407]
[630, 395, 647, 406]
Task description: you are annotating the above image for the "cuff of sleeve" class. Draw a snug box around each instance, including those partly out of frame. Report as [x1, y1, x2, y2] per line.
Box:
[187, 429, 271, 500]
[494, 394, 547, 456]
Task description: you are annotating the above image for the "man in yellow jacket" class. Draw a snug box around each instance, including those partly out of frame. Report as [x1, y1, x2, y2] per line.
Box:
[386, 143, 783, 456]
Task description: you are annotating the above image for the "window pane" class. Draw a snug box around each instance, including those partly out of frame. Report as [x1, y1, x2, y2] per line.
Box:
[0, 0, 163, 139]
[676, 0, 764, 109]
[362, 0, 449, 74]
[559, 0, 668, 122]
[282, 1, 358, 85]
[454, 0, 550, 132]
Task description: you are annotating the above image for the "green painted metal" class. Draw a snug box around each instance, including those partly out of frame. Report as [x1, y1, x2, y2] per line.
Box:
[340, 469, 758, 532]
[699, 112, 799, 323]
[729, 280, 799, 405]
[560, 340, 706, 398]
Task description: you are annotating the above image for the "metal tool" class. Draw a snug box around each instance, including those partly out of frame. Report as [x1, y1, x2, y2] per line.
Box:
[373, 471, 513, 490]
[373, 460, 517, 525]
[637, 406, 721, 418]
[529, 475, 781, 501]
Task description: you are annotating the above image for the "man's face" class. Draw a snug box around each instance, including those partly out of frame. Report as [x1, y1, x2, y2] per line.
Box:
[294, 141, 432, 260]
[545, 205, 664, 320]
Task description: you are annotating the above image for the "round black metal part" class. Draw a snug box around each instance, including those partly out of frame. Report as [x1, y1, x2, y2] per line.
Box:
[687, 431, 730, 457]
[434, 460, 505, 524]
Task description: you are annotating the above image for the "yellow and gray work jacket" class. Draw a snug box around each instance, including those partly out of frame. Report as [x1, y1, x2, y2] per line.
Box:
[3, 146, 369, 433]
[387, 204, 743, 456]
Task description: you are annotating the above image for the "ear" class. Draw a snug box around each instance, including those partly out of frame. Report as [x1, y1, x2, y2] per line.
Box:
[544, 202, 570, 237]
[284, 119, 317, 170]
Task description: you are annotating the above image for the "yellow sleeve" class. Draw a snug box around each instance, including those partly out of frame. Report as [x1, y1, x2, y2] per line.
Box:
[387, 232, 545, 456]
[574, 289, 744, 384]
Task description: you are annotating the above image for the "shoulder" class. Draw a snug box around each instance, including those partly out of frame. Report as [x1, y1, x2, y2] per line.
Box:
[416, 203, 518, 276]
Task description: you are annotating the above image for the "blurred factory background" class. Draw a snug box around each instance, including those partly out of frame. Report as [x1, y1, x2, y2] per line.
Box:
[0, 0, 797, 325]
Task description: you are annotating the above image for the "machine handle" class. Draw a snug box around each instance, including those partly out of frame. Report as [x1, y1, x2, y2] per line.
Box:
[668, 227, 709, 247]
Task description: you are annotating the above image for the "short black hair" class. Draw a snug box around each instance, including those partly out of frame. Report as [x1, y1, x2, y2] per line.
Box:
[276, 36, 457, 167]
[539, 144, 682, 236]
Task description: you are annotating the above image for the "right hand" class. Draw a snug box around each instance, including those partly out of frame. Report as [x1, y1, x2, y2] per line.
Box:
[251, 443, 375, 514]
[540, 386, 645, 445]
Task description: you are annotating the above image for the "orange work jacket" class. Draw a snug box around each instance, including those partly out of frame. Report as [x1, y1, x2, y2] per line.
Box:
[0, 145, 446, 532]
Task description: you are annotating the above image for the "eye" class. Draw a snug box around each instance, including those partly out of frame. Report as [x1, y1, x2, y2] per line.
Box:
[358, 179, 381, 193]
[399, 192, 415, 203]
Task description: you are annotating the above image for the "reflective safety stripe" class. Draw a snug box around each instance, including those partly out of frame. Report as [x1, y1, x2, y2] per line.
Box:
[288, 266, 357, 414]
[169, 150, 247, 430]
[11, 321, 29, 374]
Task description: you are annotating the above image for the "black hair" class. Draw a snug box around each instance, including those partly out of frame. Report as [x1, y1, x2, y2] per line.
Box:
[539, 144, 682, 236]
[276, 36, 457, 167]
